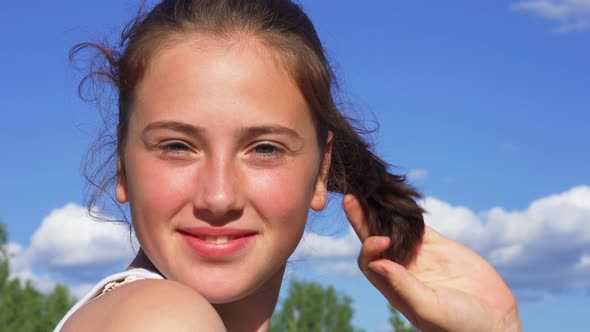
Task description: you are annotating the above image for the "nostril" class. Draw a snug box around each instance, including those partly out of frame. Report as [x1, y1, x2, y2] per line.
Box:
[193, 208, 243, 225]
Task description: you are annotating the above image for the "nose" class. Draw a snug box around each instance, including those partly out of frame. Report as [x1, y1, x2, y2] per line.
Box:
[193, 156, 244, 222]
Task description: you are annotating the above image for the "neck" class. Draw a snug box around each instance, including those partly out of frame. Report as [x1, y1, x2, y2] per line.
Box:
[128, 249, 285, 332]
[127, 249, 160, 273]
[213, 265, 285, 332]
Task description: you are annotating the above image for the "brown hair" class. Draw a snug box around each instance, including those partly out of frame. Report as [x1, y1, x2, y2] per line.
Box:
[72, 0, 425, 265]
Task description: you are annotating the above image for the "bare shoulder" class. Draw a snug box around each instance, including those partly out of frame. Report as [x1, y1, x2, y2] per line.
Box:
[61, 279, 226, 332]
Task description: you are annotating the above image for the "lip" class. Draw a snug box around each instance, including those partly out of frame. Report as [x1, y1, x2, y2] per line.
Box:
[177, 226, 258, 259]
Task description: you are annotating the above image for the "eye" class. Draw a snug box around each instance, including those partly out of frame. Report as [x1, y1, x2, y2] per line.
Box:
[254, 144, 278, 155]
[159, 141, 192, 153]
[250, 142, 285, 162]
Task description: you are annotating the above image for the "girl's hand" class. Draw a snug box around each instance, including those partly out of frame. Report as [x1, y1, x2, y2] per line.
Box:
[343, 194, 522, 332]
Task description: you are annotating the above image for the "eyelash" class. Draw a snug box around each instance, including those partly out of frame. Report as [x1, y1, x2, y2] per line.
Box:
[251, 142, 284, 160]
[156, 140, 286, 162]
[158, 141, 191, 154]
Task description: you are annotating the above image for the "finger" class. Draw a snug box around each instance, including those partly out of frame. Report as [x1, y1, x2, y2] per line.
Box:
[357, 237, 429, 324]
[357, 237, 399, 305]
[343, 194, 370, 241]
[357, 236, 390, 276]
[367, 259, 431, 325]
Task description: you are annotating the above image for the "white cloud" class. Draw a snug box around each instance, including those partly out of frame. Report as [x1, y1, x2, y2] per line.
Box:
[512, 0, 590, 32]
[7, 242, 23, 257]
[9, 203, 136, 296]
[294, 230, 360, 259]
[10, 270, 57, 294]
[10, 186, 590, 300]
[422, 185, 590, 292]
[292, 229, 362, 278]
[406, 168, 428, 182]
[421, 198, 489, 250]
[489, 244, 524, 265]
[574, 254, 590, 270]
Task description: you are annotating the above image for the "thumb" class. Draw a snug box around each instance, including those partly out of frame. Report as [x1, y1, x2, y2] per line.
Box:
[367, 259, 431, 325]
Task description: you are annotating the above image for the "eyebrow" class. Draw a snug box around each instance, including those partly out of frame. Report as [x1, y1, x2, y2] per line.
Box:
[238, 125, 302, 141]
[142, 121, 205, 140]
[142, 121, 303, 141]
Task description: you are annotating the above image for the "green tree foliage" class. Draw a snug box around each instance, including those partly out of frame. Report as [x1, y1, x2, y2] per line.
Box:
[0, 224, 9, 293]
[41, 284, 77, 329]
[389, 305, 419, 332]
[0, 223, 77, 332]
[269, 279, 365, 332]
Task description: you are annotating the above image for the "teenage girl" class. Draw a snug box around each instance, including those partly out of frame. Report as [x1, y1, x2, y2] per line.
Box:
[56, 1, 522, 331]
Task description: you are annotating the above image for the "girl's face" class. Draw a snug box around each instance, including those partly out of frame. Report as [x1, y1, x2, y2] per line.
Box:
[116, 37, 331, 303]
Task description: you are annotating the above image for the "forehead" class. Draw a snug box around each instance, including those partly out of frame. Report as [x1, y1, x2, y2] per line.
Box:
[130, 36, 313, 130]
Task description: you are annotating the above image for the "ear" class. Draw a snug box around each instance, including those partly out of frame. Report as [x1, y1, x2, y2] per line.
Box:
[115, 125, 129, 204]
[310, 131, 333, 212]
[115, 155, 129, 203]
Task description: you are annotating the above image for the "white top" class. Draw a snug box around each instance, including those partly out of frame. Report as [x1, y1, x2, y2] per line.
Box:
[52, 268, 164, 332]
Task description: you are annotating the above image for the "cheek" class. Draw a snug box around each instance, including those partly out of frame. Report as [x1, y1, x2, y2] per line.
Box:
[246, 163, 317, 228]
[126, 158, 195, 222]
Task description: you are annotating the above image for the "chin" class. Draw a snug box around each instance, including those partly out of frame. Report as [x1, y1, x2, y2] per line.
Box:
[180, 265, 286, 305]
[190, 280, 260, 304]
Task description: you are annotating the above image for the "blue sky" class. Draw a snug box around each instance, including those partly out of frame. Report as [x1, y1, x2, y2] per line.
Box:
[1, 1, 589, 331]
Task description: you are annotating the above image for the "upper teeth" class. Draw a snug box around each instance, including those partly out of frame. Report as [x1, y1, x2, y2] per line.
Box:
[203, 236, 230, 244]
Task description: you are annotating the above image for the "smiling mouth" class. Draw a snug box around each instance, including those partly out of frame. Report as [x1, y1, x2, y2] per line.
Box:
[178, 230, 258, 258]
[178, 229, 258, 244]
[197, 236, 239, 244]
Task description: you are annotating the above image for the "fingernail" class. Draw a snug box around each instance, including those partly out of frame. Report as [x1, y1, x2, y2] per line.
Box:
[368, 262, 388, 277]
[373, 236, 390, 246]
